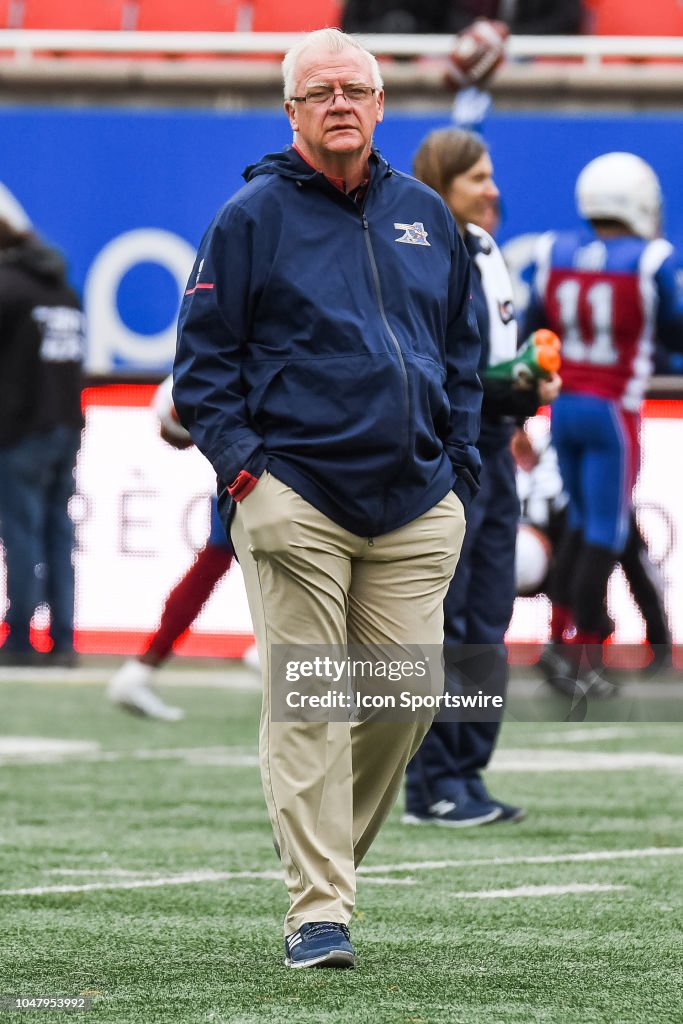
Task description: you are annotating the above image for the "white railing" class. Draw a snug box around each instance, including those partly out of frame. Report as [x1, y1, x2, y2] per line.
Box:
[0, 31, 682, 61]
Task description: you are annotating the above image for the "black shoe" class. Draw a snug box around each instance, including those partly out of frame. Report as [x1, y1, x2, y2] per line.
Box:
[401, 794, 501, 828]
[46, 650, 80, 668]
[467, 777, 527, 823]
[537, 642, 571, 682]
[284, 923, 355, 969]
[641, 644, 673, 679]
[537, 643, 582, 697]
[538, 643, 619, 700]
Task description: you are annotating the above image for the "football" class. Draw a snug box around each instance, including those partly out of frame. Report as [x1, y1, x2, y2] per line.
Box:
[444, 18, 509, 91]
[152, 374, 193, 449]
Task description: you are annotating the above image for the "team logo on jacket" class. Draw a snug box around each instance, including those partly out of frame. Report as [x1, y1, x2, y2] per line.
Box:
[394, 222, 430, 246]
[498, 299, 515, 325]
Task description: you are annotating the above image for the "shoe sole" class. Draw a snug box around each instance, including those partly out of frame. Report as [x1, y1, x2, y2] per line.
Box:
[545, 675, 619, 701]
[400, 808, 501, 828]
[284, 950, 355, 969]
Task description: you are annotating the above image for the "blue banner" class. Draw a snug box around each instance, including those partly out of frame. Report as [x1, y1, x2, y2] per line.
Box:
[1, 107, 681, 372]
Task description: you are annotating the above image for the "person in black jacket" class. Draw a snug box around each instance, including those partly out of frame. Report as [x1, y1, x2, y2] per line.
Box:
[403, 128, 560, 828]
[0, 217, 85, 667]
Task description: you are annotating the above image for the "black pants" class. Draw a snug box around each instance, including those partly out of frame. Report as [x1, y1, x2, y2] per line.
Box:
[405, 443, 518, 809]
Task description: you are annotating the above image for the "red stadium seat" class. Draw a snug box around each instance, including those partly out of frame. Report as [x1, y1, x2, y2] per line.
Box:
[20, 0, 131, 29]
[588, 0, 683, 35]
[249, 0, 341, 33]
[135, 0, 239, 31]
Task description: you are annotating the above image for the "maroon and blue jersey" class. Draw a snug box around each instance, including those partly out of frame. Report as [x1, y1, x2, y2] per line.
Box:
[524, 229, 683, 411]
[523, 227, 683, 552]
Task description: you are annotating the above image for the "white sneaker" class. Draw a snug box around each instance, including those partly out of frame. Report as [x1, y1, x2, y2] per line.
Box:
[107, 659, 185, 721]
[242, 642, 260, 672]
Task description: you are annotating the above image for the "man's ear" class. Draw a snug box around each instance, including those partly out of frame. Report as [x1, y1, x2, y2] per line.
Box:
[375, 90, 385, 125]
[285, 100, 298, 132]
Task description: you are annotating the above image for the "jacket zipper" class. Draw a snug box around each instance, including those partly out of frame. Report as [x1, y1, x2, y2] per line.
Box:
[361, 211, 410, 437]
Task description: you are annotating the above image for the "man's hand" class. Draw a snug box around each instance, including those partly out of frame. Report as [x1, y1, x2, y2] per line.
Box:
[511, 427, 538, 471]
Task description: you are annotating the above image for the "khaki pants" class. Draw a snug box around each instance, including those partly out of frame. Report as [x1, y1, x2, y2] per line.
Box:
[231, 472, 465, 934]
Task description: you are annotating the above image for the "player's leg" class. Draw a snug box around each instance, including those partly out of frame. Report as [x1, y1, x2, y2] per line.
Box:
[345, 492, 465, 863]
[0, 436, 46, 660]
[43, 426, 81, 664]
[559, 402, 639, 696]
[454, 446, 523, 820]
[404, 467, 498, 827]
[231, 472, 358, 936]
[548, 394, 586, 644]
[620, 510, 672, 668]
[144, 495, 233, 665]
[143, 545, 233, 665]
[575, 404, 638, 639]
[108, 495, 232, 720]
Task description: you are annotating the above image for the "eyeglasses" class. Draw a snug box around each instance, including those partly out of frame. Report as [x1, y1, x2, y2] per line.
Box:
[289, 85, 377, 106]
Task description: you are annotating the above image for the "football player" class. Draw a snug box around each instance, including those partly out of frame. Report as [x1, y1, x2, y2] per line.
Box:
[107, 376, 258, 720]
[523, 152, 683, 695]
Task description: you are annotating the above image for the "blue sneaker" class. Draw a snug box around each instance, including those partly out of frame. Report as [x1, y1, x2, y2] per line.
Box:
[467, 777, 527, 823]
[284, 922, 355, 969]
[401, 795, 501, 828]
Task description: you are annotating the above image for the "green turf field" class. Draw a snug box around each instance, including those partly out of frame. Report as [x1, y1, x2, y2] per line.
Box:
[1, 665, 681, 1024]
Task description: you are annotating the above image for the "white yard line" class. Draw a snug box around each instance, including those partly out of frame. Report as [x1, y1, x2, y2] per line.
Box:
[0, 667, 260, 690]
[447, 883, 627, 900]
[0, 737, 98, 761]
[45, 868, 150, 877]
[489, 749, 683, 773]
[100, 747, 261, 767]
[532, 726, 657, 743]
[2, 847, 679, 898]
[0, 869, 282, 895]
[360, 846, 683, 875]
[0, 739, 260, 767]
[3, 738, 683, 773]
[0, 871, 410, 896]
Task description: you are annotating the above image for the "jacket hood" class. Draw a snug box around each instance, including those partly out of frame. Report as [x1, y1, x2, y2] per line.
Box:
[243, 145, 391, 184]
[0, 238, 67, 282]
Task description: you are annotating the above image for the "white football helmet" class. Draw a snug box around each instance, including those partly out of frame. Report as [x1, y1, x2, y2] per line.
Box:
[575, 152, 662, 240]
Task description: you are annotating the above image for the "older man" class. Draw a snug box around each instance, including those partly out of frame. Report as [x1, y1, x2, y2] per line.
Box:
[173, 28, 481, 968]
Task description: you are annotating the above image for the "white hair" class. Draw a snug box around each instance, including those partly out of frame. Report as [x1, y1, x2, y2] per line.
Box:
[282, 28, 383, 99]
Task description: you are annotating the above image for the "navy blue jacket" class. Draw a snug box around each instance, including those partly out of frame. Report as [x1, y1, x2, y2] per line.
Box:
[173, 147, 482, 538]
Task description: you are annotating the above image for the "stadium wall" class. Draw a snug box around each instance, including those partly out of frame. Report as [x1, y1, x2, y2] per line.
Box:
[0, 107, 681, 374]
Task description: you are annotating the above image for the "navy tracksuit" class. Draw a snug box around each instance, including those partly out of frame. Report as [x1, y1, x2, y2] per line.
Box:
[406, 226, 537, 810]
[405, 442, 518, 808]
